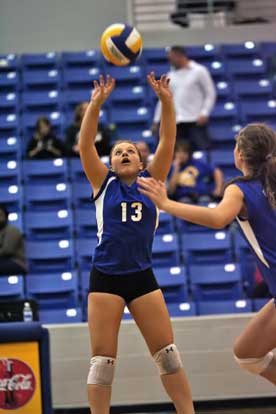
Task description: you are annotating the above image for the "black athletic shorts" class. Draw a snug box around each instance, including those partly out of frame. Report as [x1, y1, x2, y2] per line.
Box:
[89, 266, 160, 304]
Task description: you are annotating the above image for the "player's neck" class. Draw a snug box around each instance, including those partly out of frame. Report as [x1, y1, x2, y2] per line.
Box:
[119, 174, 139, 186]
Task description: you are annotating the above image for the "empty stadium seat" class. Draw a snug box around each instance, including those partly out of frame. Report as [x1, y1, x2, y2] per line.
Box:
[106, 65, 143, 84]
[233, 79, 273, 101]
[0, 185, 22, 212]
[0, 137, 20, 160]
[152, 234, 180, 267]
[197, 299, 252, 315]
[21, 90, 61, 113]
[0, 72, 19, 92]
[0, 92, 18, 114]
[69, 158, 87, 182]
[62, 50, 100, 68]
[72, 181, 93, 209]
[63, 67, 100, 89]
[21, 52, 58, 70]
[26, 271, 78, 309]
[253, 298, 271, 312]
[182, 230, 232, 264]
[227, 58, 267, 79]
[0, 114, 19, 137]
[24, 210, 73, 240]
[22, 69, 62, 90]
[0, 276, 24, 301]
[240, 100, 276, 127]
[75, 238, 98, 270]
[154, 266, 188, 302]
[24, 183, 71, 211]
[143, 48, 168, 64]
[0, 160, 20, 186]
[166, 302, 197, 317]
[22, 158, 68, 185]
[222, 42, 260, 59]
[8, 211, 23, 231]
[110, 86, 146, 107]
[39, 307, 83, 324]
[26, 239, 74, 272]
[189, 263, 243, 301]
[187, 44, 220, 62]
[156, 211, 174, 235]
[74, 209, 97, 238]
[0, 54, 18, 72]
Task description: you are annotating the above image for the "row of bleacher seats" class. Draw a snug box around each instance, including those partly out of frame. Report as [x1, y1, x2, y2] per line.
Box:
[1, 41, 276, 147]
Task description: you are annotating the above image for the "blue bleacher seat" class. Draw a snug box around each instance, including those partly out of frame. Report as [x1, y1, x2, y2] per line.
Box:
[63, 68, 100, 89]
[22, 158, 68, 185]
[21, 111, 63, 137]
[21, 90, 61, 112]
[8, 211, 23, 232]
[156, 211, 174, 235]
[0, 72, 19, 92]
[64, 107, 107, 129]
[62, 89, 91, 109]
[62, 50, 100, 68]
[210, 149, 239, 179]
[24, 183, 71, 211]
[253, 298, 271, 312]
[182, 230, 232, 264]
[152, 234, 179, 267]
[24, 209, 73, 240]
[26, 239, 74, 272]
[234, 230, 256, 294]
[0, 137, 20, 161]
[145, 63, 170, 78]
[75, 209, 97, 238]
[0, 54, 18, 72]
[154, 266, 188, 302]
[0, 276, 24, 301]
[39, 307, 83, 324]
[216, 81, 233, 101]
[209, 123, 240, 148]
[22, 69, 61, 90]
[106, 65, 143, 84]
[72, 181, 93, 209]
[75, 238, 98, 270]
[0, 184, 22, 212]
[0, 160, 20, 186]
[204, 61, 226, 79]
[260, 42, 276, 58]
[143, 48, 168, 64]
[69, 158, 86, 182]
[227, 59, 267, 78]
[189, 263, 243, 301]
[80, 269, 90, 299]
[21, 52, 58, 70]
[26, 271, 78, 309]
[110, 86, 146, 106]
[0, 93, 18, 114]
[187, 44, 220, 62]
[222, 42, 260, 59]
[240, 100, 276, 127]
[110, 107, 151, 129]
[233, 79, 273, 101]
[166, 302, 197, 317]
[197, 299, 252, 315]
[210, 102, 238, 121]
[0, 114, 19, 136]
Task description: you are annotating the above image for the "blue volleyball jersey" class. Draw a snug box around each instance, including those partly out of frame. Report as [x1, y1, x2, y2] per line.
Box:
[235, 180, 276, 296]
[92, 170, 159, 274]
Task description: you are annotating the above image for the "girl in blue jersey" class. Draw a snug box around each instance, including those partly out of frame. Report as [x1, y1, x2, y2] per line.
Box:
[138, 123, 276, 386]
[79, 74, 194, 414]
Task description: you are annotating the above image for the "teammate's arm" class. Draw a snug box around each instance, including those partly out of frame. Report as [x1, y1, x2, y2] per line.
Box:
[79, 75, 115, 195]
[147, 73, 176, 181]
[138, 179, 244, 229]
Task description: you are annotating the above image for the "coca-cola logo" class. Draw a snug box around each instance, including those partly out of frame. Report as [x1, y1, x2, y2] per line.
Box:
[0, 358, 36, 409]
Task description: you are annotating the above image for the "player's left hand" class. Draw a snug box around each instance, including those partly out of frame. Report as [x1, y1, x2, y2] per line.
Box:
[147, 72, 172, 103]
[137, 177, 169, 209]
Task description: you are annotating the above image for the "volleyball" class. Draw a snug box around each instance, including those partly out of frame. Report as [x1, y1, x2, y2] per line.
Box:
[100, 23, 143, 66]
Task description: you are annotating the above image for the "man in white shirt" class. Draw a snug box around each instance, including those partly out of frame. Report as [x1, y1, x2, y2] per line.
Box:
[152, 46, 216, 150]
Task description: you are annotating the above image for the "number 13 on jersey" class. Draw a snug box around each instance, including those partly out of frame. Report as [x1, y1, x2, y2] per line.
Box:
[121, 202, 143, 222]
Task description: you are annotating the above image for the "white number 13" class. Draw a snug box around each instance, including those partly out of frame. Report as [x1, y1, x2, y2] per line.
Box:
[121, 202, 143, 222]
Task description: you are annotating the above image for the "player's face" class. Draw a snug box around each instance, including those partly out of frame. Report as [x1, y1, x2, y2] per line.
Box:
[111, 142, 143, 177]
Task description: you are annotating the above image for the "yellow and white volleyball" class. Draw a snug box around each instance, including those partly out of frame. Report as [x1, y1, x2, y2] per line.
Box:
[100, 23, 143, 66]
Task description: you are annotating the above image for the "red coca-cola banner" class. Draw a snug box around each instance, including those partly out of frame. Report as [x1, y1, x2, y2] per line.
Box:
[0, 358, 36, 409]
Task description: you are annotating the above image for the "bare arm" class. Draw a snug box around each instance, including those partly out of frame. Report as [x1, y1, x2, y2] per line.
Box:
[79, 75, 115, 194]
[147, 73, 176, 181]
[138, 178, 244, 229]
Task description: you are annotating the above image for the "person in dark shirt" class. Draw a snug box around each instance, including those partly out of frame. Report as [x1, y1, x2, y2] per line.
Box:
[65, 101, 111, 157]
[0, 205, 27, 276]
[26, 116, 65, 159]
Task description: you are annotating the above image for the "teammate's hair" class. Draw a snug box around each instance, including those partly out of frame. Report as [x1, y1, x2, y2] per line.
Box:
[228, 123, 276, 208]
[109, 140, 143, 164]
[169, 46, 188, 57]
[174, 140, 193, 159]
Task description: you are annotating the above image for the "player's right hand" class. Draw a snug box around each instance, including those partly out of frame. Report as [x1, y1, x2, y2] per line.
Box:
[91, 74, 115, 107]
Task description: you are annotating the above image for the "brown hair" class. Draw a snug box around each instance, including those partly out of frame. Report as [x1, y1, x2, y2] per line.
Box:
[109, 140, 143, 165]
[228, 123, 276, 208]
[35, 116, 51, 133]
[174, 140, 193, 159]
[74, 102, 87, 126]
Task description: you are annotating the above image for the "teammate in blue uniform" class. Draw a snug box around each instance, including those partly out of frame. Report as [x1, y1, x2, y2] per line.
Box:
[138, 123, 276, 386]
[79, 74, 194, 414]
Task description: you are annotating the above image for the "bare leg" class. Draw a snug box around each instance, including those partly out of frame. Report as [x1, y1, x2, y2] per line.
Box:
[128, 290, 194, 414]
[234, 298, 276, 385]
[87, 292, 125, 414]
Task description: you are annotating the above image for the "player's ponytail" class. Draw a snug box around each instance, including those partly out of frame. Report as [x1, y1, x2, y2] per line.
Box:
[227, 123, 276, 208]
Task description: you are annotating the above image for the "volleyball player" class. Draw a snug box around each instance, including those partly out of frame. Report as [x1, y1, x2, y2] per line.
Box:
[79, 73, 194, 414]
[138, 123, 276, 386]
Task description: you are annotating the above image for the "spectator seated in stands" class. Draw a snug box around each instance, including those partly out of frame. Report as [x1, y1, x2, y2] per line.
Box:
[136, 141, 151, 169]
[65, 102, 111, 157]
[252, 266, 272, 299]
[168, 140, 223, 203]
[0, 205, 27, 276]
[26, 116, 65, 159]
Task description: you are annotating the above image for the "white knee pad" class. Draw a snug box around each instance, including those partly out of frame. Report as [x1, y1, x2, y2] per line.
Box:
[87, 356, 116, 386]
[234, 352, 274, 374]
[153, 343, 183, 375]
